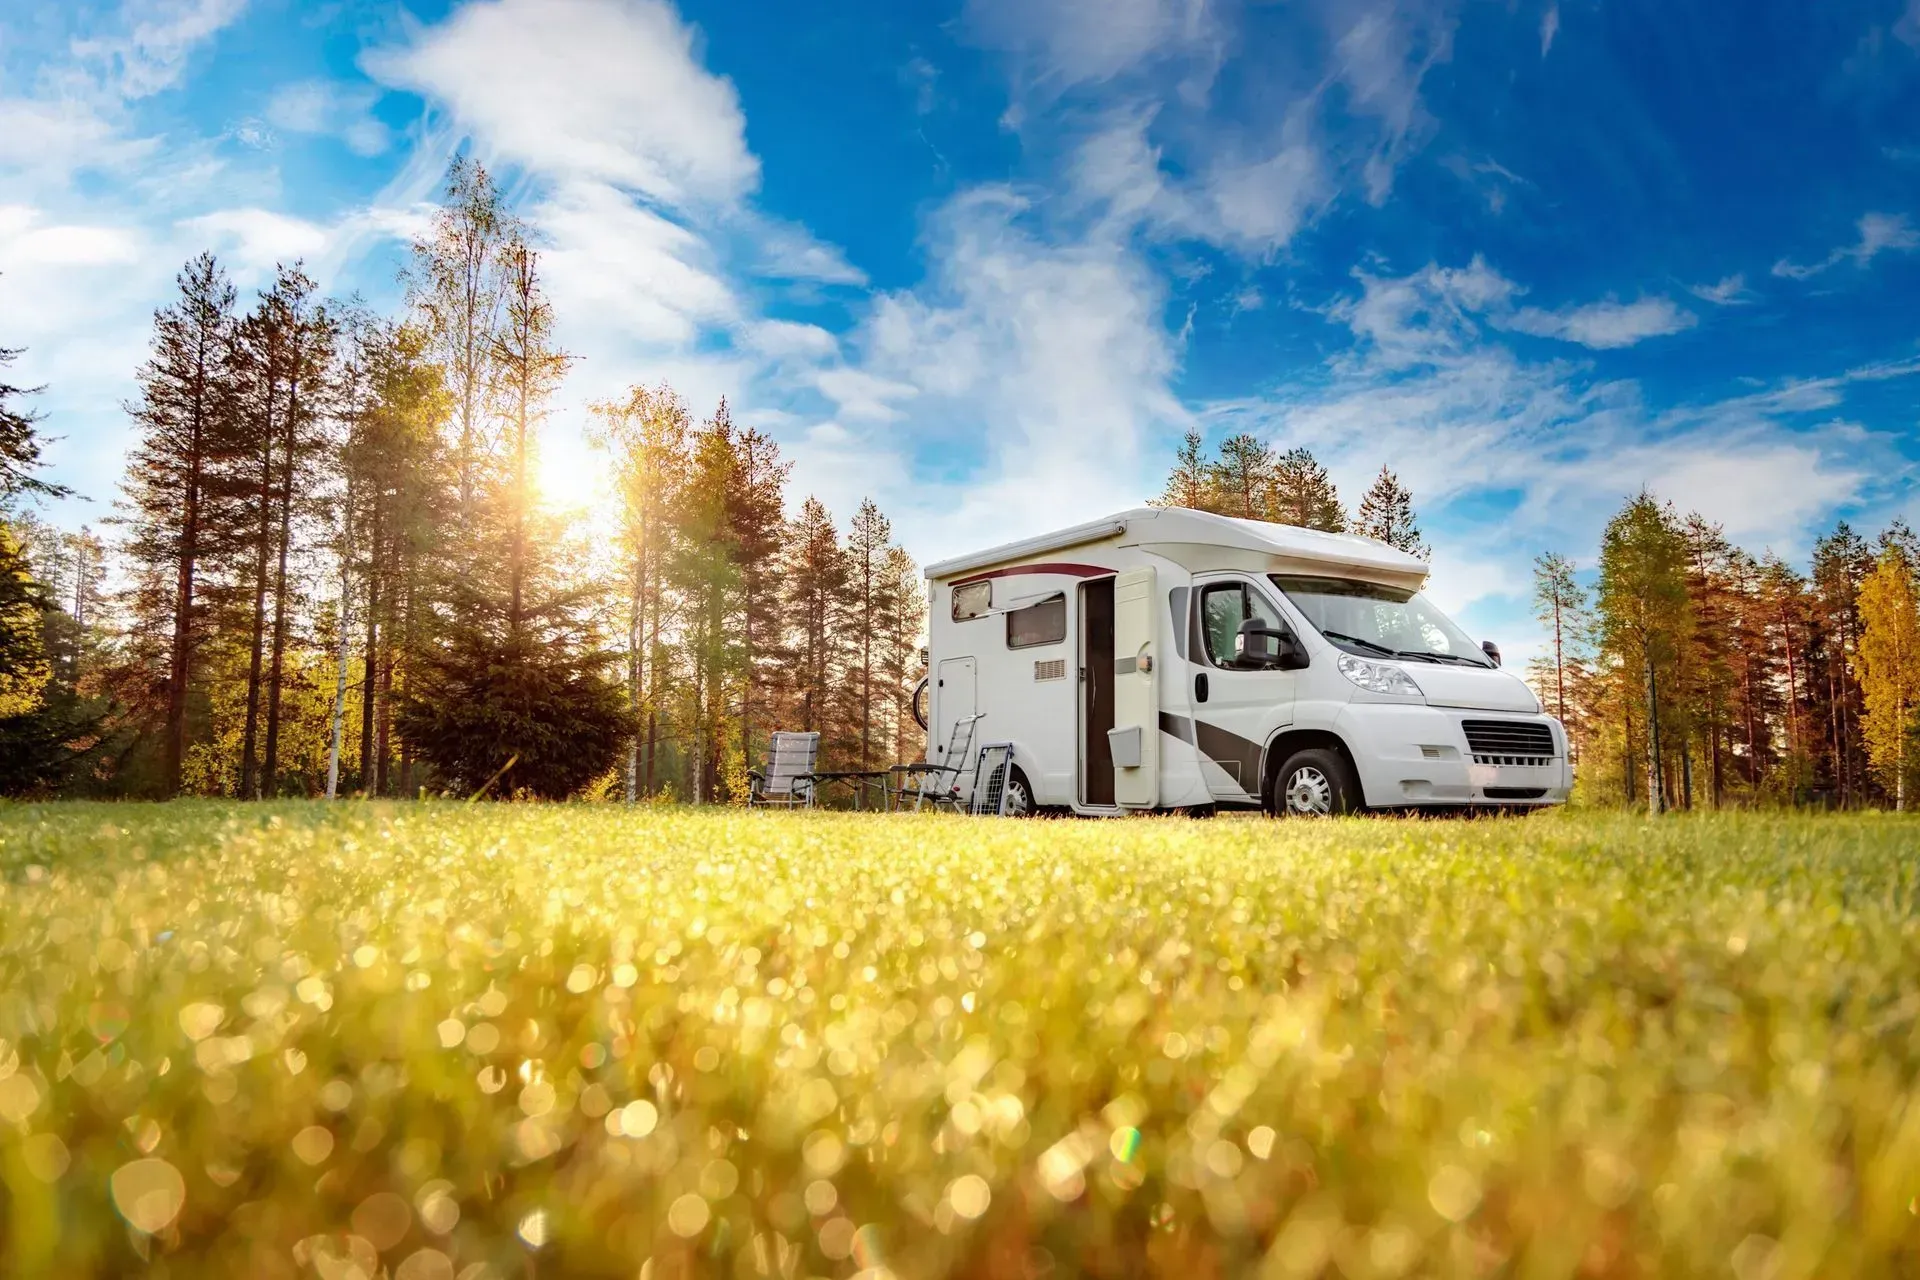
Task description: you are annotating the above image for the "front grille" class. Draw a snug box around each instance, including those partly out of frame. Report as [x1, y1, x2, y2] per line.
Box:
[1484, 786, 1547, 800]
[1462, 719, 1554, 765]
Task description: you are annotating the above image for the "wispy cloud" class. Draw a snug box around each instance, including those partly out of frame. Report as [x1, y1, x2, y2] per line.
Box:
[1772, 211, 1918, 279]
[1540, 4, 1559, 56]
[1506, 296, 1698, 349]
[71, 0, 251, 99]
[1689, 274, 1753, 306]
[266, 79, 391, 156]
[366, 0, 761, 209]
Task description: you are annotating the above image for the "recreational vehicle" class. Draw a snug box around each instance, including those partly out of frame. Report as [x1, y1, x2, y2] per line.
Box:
[921, 507, 1572, 817]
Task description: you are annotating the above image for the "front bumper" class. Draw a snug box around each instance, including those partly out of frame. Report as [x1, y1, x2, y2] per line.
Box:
[1334, 703, 1572, 808]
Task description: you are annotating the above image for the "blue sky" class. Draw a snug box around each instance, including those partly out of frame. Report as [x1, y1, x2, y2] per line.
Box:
[3, 0, 1918, 664]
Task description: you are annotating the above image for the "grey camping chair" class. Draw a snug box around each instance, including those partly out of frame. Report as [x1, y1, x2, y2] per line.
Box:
[748, 732, 820, 809]
[891, 713, 986, 812]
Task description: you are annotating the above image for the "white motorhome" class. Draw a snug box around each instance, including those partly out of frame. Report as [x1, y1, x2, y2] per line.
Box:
[921, 507, 1572, 817]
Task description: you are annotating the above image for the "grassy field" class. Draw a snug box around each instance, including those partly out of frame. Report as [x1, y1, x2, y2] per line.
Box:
[2, 806, 1919, 1279]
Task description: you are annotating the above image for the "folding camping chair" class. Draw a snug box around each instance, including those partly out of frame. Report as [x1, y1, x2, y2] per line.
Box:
[891, 713, 985, 811]
[747, 732, 820, 809]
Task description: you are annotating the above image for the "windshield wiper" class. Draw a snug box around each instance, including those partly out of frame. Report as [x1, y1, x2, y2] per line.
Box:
[1399, 649, 1491, 668]
[1317, 630, 1402, 659]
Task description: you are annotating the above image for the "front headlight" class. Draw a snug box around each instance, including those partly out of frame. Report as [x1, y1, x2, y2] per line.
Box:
[1336, 653, 1424, 698]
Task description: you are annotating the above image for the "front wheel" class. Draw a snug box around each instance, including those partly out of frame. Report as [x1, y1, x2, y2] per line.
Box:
[1269, 747, 1361, 817]
[985, 765, 1037, 817]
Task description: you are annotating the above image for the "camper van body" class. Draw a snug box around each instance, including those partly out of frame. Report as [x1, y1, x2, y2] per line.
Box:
[923, 507, 1572, 816]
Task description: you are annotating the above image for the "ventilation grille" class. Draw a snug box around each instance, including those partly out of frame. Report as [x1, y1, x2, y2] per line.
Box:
[1462, 719, 1555, 765]
[1483, 786, 1548, 800]
[1034, 659, 1067, 682]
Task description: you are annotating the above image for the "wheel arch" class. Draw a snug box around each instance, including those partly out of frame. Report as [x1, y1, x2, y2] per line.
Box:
[1262, 727, 1362, 810]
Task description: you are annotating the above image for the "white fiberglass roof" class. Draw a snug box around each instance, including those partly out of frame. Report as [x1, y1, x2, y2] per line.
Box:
[925, 507, 1430, 587]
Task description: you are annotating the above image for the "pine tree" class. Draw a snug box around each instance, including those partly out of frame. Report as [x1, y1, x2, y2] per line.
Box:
[1207, 434, 1274, 519]
[0, 325, 71, 504]
[341, 321, 448, 796]
[879, 542, 927, 764]
[1596, 494, 1693, 812]
[1269, 447, 1346, 532]
[669, 405, 746, 801]
[0, 522, 49, 718]
[1529, 552, 1585, 727]
[1353, 467, 1425, 555]
[1858, 544, 1920, 809]
[1810, 522, 1873, 805]
[845, 499, 897, 770]
[395, 246, 626, 799]
[590, 383, 692, 799]
[729, 423, 790, 778]
[783, 497, 849, 748]
[119, 253, 240, 796]
[1154, 429, 1212, 510]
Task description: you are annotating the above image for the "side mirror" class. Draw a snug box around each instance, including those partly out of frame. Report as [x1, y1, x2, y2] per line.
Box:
[1236, 620, 1309, 670]
[1480, 640, 1502, 667]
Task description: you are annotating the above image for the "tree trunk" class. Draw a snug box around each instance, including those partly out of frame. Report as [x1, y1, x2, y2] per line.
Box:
[358, 499, 381, 794]
[240, 428, 275, 799]
[327, 484, 353, 800]
[625, 562, 640, 803]
[1645, 656, 1664, 814]
[262, 370, 301, 796]
[164, 365, 207, 797]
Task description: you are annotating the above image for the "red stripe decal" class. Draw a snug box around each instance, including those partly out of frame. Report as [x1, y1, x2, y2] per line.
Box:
[952, 562, 1112, 587]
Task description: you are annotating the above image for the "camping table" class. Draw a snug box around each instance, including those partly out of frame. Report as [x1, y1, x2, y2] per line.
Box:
[803, 770, 895, 811]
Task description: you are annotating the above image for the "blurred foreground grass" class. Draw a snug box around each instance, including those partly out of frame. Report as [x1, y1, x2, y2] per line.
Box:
[2, 804, 1919, 1278]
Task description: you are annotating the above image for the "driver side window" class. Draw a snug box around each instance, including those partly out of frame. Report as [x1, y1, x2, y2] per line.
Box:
[1198, 581, 1287, 670]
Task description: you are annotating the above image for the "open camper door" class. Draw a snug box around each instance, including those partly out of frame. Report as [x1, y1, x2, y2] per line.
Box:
[1111, 567, 1158, 807]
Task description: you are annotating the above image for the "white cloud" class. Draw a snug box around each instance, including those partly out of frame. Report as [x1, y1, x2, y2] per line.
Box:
[1506, 296, 1698, 349]
[1325, 2, 1455, 205]
[962, 0, 1216, 90]
[1540, 4, 1559, 56]
[745, 216, 868, 286]
[1689, 274, 1752, 306]
[0, 99, 155, 177]
[366, 0, 759, 209]
[70, 0, 251, 99]
[743, 320, 839, 363]
[266, 79, 391, 156]
[1772, 211, 1919, 279]
[1066, 109, 1329, 255]
[1202, 143, 1327, 250]
[179, 207, 331, 277]
[831, 187, 1188, 562]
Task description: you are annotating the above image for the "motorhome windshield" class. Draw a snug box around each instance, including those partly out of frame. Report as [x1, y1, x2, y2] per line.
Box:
[1270, 575, 1493, 667]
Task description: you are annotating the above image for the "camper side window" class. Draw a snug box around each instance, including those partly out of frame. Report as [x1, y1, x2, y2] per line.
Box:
[1006, 595, 1066, 649]
[1199, 582, 1288, 669]
[951, 581, 991, 621]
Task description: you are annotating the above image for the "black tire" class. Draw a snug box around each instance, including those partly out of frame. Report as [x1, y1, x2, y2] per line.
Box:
[984, 764, 1037, 817]
[1268, 747, 1362, 817]
[911, 678, 930, 731]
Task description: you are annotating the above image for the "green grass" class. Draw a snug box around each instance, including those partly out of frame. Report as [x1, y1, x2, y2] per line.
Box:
[3, 805, 1920, 1278]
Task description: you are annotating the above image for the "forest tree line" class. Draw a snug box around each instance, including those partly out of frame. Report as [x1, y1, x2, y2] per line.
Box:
[1158, 433, 1920, 810]
[0, 160, 926, 800]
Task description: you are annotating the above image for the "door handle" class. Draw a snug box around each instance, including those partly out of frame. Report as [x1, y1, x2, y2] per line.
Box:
[1195, 673, 1209, 704]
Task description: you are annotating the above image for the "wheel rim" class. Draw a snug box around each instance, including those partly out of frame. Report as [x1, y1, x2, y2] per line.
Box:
[1284, 766, 1333, 816]
[1004, 778, 1032, 817]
